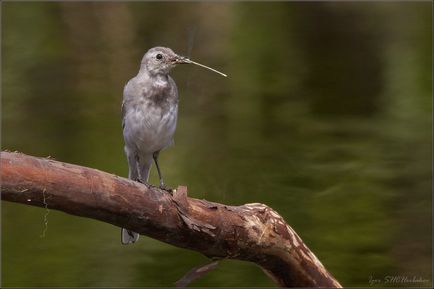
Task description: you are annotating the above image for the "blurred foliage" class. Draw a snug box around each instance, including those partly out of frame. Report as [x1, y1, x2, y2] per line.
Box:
[1, 1, 431, 287]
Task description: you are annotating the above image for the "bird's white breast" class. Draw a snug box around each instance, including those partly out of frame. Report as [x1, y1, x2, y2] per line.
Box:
[125, 99, 178, 154]
[122, 72, 179, 157]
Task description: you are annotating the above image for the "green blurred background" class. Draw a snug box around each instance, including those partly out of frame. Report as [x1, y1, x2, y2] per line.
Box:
[1, 1, 432, 287]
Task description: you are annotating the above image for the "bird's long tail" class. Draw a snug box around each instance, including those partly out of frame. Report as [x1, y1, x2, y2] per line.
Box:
[121, 155, 152, 245]
[121, 228, 140, 245]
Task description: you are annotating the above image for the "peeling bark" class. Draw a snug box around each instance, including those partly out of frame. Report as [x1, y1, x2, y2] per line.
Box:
[1, 151, 342, 287]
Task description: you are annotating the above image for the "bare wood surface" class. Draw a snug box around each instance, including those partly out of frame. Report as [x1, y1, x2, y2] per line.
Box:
[1, 151, 342, 287]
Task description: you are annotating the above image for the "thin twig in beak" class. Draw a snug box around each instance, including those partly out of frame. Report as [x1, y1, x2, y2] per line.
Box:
[187, 59, 227, 77]
[177, 56, 227, 77]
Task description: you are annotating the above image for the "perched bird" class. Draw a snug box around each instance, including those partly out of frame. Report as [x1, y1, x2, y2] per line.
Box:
[121, 47, 226, 245]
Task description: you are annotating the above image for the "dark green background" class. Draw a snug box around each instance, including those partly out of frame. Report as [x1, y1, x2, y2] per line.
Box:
[2, 1, 432, 287]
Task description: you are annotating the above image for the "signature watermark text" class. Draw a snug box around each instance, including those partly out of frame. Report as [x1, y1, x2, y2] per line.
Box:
[369, 275, 430, 286]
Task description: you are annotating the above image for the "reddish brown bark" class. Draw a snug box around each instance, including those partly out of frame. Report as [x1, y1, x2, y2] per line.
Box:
[1, 151, 341, 287]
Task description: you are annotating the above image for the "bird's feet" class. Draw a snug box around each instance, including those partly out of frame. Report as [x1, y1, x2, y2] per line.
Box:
[135, 178, 172, 195]
[159, 182, 173, 195]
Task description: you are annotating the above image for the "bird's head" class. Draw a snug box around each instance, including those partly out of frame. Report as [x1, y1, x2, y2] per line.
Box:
[140, 47, 189, 76]
[140, 46, 227, 77]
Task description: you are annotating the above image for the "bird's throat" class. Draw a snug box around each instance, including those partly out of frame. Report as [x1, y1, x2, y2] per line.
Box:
[153, 74, 169, 87]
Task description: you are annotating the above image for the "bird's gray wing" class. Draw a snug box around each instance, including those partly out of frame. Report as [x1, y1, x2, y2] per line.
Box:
[121, 101, 126, 130]
[121, 79, 134, 130]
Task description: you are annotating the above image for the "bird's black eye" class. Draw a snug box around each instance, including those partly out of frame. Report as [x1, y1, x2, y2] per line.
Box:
[156, 54, 163, 60]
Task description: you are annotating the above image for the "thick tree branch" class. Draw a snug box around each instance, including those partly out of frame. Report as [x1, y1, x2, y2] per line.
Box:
[1, 151, 341, 287]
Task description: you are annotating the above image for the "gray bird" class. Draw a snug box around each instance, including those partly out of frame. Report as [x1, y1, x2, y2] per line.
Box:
[121, 46, 226, 245]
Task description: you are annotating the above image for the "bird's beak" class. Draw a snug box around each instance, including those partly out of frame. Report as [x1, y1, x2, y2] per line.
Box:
[173, 55, 227, 77]
[173, 55, 191, 65]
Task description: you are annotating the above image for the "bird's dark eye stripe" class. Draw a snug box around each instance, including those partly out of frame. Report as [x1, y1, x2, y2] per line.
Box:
[156, 54, 163, 60]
